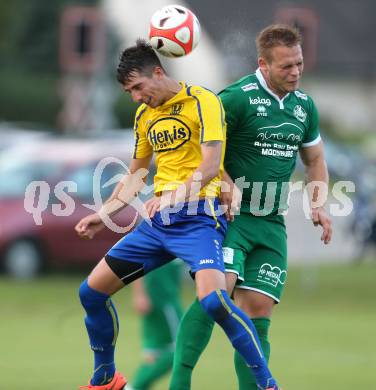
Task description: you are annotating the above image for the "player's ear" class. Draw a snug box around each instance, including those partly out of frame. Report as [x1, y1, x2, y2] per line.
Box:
[258, 57, 268, 71]
[153, 66, 165, 79]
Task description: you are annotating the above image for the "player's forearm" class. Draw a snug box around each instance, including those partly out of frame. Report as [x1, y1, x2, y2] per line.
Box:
[305, 155, 328, 182]
[172, 141, 222, 203]
[191, 158, 220, 191]
[173, 160, 220, 204]
[304, 158, 329, 206]
[97, 181, 128, 220]
[98, 168, 148, 220]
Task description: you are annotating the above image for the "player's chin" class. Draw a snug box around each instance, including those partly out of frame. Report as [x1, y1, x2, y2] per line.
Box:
[144, 96, 157, 107]
[286, 81, 299, 91]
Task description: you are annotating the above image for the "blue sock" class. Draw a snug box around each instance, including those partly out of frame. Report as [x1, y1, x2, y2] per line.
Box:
[79, 279, 119, 385]
[200, 289, 276, 389]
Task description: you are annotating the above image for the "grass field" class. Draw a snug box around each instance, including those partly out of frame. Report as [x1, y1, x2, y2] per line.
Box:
[1, 262, 375, 389]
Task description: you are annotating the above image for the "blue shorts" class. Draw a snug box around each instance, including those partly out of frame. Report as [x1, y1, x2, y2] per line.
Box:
[106, 199, 227, 276]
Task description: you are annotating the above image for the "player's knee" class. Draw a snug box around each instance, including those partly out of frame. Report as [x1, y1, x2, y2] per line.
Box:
[79, 279, 108, 309]
[199, 290, 230, 322]
[242, 302, 271, 318]
[235, 290, 275, 318]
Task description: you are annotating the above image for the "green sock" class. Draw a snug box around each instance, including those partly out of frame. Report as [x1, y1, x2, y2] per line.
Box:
[169, 298, 215, 390]
[234, 317, 271, 390]
[132, 348, 174, 390]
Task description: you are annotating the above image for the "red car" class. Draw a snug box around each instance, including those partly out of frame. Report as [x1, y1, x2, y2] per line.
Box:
[0, 134, 144, 278]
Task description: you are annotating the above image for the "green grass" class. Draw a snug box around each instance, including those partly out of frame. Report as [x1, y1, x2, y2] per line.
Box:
[0, 263, 375, 389]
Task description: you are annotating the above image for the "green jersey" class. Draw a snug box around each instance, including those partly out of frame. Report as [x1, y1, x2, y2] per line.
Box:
[220, 69, 320, 215]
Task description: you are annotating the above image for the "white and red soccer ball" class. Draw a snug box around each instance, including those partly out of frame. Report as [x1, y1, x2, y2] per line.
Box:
[149, 5, 201, 57]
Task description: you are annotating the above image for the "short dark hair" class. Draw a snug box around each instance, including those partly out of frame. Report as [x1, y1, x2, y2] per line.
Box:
[256, 24, 302, 62]
[116, 39, 164, 85]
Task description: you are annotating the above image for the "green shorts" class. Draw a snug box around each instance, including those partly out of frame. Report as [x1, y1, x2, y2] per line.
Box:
[223, 213, 287, 303]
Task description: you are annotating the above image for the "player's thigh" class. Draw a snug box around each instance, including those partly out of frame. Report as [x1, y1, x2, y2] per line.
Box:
[87, 258, 125, 295]
[195, 268, 226, 299]
[104, 220, 173, 286]
[225, 272, 238, 295]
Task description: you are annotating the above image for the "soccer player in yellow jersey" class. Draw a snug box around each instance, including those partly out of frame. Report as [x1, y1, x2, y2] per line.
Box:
[75, 40, 280, 390]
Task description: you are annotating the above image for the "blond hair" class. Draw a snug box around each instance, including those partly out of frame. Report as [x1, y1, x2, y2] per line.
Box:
[256, 24, 302, 62]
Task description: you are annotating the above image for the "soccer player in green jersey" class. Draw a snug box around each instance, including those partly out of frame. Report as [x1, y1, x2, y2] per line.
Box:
[170, 24, 332, 390]
[127, 260, 183, 390]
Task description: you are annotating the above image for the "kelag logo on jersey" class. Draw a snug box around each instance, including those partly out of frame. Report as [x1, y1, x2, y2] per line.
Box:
[147, 117, 191, 152]
[249, 97, 272, 106]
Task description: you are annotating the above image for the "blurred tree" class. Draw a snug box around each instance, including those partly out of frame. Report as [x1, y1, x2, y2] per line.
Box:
[113, 93, 139, 130]
[0, 0, 97, 129]
[0, 0, 97, 73]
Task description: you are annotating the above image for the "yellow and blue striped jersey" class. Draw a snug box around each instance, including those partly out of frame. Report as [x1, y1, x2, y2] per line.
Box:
[133, 82, 226, 197]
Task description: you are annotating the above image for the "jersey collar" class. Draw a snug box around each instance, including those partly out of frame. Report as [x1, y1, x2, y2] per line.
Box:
[155, 81, 187, 110]
[255, 68, 290, 109]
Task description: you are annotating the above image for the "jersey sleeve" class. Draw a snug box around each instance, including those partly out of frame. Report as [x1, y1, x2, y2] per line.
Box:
[189, 87, 225, 143]
[132, 105, 153, 158]
[302, 98, 321, 147]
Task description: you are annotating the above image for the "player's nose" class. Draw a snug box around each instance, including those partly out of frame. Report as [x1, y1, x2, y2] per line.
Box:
[290, 64, 300, 77]
[131, 90, 142, 103]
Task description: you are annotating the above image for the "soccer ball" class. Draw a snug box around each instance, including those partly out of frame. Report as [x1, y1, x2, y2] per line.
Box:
[149, 5, 201, 58]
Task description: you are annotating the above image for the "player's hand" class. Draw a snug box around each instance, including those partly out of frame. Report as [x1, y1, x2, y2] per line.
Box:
[75, 213, 104, 240]
[144, 191, 180, 219]
[311, 206, 332, 244]
[220, 182, 241, 221]
[144, 196, 161, 219]
[133, 292, 152, 315]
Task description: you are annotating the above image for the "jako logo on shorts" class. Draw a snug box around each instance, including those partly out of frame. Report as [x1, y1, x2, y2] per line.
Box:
[199, 259, 215, 265]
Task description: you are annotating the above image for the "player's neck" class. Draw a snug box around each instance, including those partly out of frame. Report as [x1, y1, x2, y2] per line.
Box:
[259, 69, 288, 99]
[265, 79, 288, 99]
[161, 78, 182, 104]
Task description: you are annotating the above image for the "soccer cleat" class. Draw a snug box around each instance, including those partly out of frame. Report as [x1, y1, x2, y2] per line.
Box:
[79, 371, 127, 390]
